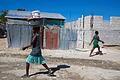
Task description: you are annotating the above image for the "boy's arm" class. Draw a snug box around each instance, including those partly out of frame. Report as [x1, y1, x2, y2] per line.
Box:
[98, 36, 104, 44]
[89, 38, 93, 45]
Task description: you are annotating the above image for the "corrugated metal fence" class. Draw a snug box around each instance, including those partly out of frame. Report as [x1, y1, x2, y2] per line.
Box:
[6, 27, 120, 49]
[6, 24, 32, 48]
[59, 29, 77, 49]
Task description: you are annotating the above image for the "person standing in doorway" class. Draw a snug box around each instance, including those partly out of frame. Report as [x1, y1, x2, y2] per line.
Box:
[89, 31, 104, 57]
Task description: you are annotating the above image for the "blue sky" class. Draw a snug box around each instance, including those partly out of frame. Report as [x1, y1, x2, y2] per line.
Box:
[0, 0, 120, 21]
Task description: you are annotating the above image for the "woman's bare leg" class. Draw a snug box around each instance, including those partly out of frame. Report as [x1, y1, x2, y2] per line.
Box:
[26, 62, 30, 76]
[42, 64, 52, 75]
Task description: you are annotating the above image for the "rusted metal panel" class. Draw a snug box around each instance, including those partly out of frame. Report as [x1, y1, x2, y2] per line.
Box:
[40, 30, 44, 49]
[45, 29, 51, 49]
[52, 30, 58, 49]
[44, 29, 59, 49]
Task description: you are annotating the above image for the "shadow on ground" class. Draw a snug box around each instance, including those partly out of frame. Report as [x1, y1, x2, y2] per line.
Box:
[29, 64, 70, 77]
[90, 51, 107, 57]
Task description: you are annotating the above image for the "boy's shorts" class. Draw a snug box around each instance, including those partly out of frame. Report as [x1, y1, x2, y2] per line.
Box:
[93, 43, 99, 48]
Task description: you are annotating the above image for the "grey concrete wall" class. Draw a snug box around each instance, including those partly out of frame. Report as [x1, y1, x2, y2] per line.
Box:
[65, 15, 120, 46]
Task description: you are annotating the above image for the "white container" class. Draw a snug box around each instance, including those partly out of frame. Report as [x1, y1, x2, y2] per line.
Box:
[31, 10, 40, 18]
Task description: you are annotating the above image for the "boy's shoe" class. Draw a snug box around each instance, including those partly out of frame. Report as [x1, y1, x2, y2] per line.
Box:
[96, 52, 99, 55]
[89, 55, 93, 57]
[99, 51, 103, 55]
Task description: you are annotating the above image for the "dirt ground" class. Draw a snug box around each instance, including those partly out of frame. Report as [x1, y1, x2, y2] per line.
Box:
[0, 38, 120, 80]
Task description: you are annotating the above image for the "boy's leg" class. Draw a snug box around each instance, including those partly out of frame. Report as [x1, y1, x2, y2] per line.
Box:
[98, 45, 100, 52]
[89, 48, 95, 57]
[98, 46, 103, 55]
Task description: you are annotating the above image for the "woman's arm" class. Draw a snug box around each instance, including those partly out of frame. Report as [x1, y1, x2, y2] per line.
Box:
[22, 33, 37, 50]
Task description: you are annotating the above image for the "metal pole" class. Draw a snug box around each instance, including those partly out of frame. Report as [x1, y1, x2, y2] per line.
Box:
[82, 15, 84, 48]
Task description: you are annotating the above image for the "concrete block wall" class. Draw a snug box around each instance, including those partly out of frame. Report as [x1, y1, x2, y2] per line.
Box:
[76, 18, 82, 29]
[70, 21, 77, 29]
[98, 30, 120, 45]
[110, 16, 120, 26]
[65, 21, 77, 29]
[84, 30, 94, 48]
[93, 16, 104, 29]
[65, 15, 104, 30]
[65, 15, 120, 30]
[84, 16, 91, 30]
[65, 22, 71, 29]
[65, 18, 83, 30]
[65, 15, 120, 46]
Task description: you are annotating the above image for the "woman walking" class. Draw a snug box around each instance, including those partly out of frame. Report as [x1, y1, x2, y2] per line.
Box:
[22, 27, 52, 77]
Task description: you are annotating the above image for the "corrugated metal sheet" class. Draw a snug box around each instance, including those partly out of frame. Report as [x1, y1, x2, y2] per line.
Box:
[69, 29, 77, 40]
[40, 12, 66, 19]
[6, 24, 32, 48]
[45, 29, 52, 49]
[7, 19, 29, 25]
[6, 10, 31, 19]
[59, 29, 69, 49]
[76, 30, 83, 48]
[6, 10, 66, 19]
[20, 26, 32, 48]
[59, 29, 77, 49]
[52, 30, 58, 49]
[68, 29, 77, 49]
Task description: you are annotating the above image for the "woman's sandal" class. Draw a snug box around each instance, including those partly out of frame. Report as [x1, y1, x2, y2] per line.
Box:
[21, 74, 29, 78]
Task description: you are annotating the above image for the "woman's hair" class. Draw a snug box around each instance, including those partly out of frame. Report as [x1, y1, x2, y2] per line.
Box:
[95, 31, 99, 35]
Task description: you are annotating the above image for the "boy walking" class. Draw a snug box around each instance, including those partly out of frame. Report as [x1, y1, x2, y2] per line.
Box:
[89, 31, 104, 57]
